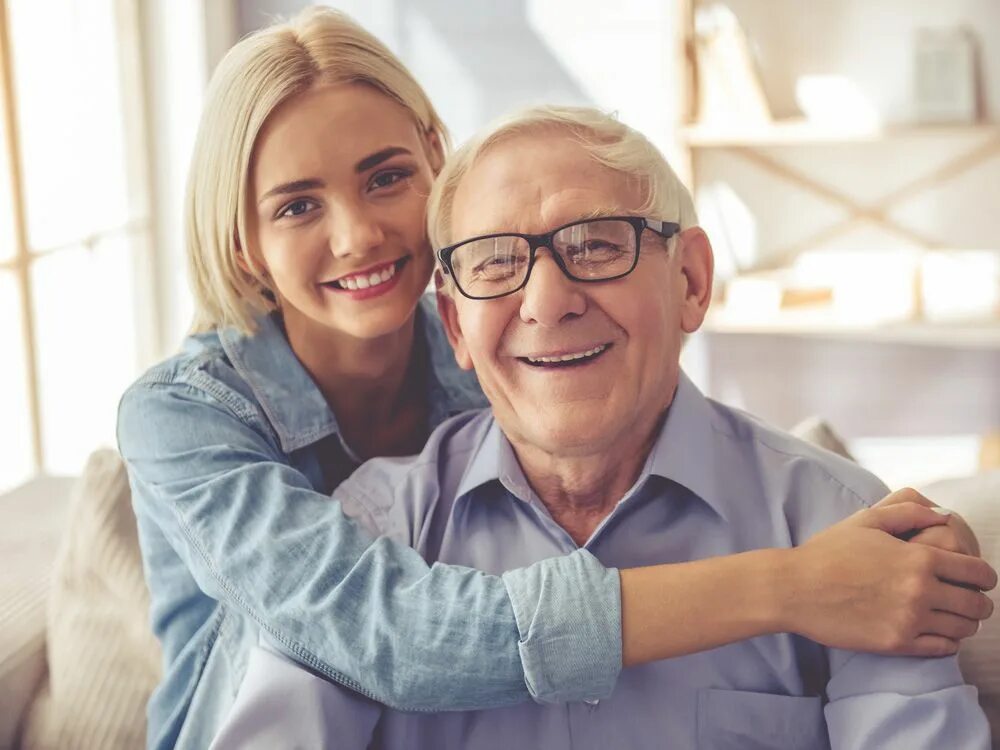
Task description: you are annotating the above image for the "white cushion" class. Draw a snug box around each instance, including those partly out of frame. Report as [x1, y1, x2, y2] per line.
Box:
[18, 449, 161, 749]
[920, 470, 1000, 745]
[0, 476, 72, 748]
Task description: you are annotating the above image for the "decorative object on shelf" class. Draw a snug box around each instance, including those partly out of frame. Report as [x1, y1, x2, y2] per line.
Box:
[921, 250, 1000, 323]
[792, 249, 921, 325]
[794, 75, 880, 131]
[693, 3, 771, 126]
[914, 27, 980, 124]
[720, 269, 833, 321]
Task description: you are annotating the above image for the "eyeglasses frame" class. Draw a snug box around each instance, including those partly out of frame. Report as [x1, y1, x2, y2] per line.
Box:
[436, 215, 682, 300]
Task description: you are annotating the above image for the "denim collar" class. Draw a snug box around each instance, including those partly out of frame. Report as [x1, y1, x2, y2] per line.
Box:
[454, 370, 728, 521]
[219, 295, 487, 455]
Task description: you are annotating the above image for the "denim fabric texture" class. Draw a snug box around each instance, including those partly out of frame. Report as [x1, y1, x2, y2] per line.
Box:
[117, 295, 623, 750]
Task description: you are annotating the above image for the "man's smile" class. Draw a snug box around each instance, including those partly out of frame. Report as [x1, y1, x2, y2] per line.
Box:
[518, 343, 612, 368]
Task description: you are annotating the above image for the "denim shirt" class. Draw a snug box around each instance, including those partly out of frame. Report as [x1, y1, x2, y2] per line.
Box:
[117, 296, 622, 750]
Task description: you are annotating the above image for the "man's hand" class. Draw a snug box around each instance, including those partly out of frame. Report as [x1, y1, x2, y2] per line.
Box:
[873, 486, 980, 557]
[784, 501, 996, 657]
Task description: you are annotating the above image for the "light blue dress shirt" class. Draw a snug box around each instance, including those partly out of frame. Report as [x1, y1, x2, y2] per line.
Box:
[116, 296, 622, 750]
[213, 371, 990, 750]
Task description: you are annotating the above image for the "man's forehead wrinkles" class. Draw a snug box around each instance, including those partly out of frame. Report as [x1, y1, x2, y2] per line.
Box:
[463, 182, 543, 236]
[461, 196, 634, 239]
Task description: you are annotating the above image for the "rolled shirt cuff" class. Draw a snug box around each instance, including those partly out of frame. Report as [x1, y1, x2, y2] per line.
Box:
[501, 549, 622, 703]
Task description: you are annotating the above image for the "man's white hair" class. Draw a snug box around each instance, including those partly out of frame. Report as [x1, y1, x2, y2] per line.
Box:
[427, 104, 698, 250]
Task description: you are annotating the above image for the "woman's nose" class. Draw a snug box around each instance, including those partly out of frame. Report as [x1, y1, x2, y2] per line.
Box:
[328, 202, 385, 259]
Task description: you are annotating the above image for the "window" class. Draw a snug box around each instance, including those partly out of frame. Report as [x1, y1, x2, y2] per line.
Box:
[0, 0, 154, 493]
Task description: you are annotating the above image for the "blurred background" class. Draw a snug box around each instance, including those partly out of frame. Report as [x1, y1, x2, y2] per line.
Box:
[1, 0, 997, 497]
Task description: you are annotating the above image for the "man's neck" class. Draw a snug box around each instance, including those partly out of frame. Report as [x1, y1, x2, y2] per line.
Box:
[510, 413, 664, 547]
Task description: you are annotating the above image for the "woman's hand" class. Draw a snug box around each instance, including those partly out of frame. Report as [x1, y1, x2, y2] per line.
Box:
[784, 501, 996, 657]
[873, 486, 981, 557]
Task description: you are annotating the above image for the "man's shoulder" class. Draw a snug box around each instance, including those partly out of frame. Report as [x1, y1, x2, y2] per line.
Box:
[333, 410, 494, 539]
[705, 398, 888, 531]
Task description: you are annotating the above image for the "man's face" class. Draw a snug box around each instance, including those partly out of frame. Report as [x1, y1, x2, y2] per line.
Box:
[438, 132, 713, 457]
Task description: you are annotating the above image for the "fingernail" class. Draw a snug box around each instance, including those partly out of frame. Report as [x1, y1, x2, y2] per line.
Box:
[931, 507, 952, 516]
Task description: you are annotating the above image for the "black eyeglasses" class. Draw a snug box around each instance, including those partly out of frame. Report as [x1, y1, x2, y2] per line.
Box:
[437, 215, 680, 300]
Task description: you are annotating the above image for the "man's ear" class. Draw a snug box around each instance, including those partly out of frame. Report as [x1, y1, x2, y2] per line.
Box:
[435, 276, 474, 370]
[677, 227, 714, 334]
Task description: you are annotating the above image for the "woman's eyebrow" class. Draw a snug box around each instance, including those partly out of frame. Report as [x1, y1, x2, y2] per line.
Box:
[355, 146, 411, 173]
[256, 146, 412, 205]
[257, 178, 325, 206]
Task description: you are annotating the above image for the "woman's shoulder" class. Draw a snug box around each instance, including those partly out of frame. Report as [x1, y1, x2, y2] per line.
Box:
[118, 328, 267, 440]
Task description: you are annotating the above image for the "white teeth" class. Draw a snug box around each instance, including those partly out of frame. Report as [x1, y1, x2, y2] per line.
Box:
[334, 263, 397, 290]
[526, 344, 608, 364]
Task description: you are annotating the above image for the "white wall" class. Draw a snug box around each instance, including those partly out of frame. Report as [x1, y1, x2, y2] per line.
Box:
[236, 0, 684, 157]
[141, 0, 239, 358]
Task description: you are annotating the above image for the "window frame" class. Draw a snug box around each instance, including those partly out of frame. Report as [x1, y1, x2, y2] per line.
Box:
[0, 0, 158, 480]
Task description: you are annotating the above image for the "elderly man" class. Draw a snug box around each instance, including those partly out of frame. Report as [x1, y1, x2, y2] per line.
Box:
[214, 107, 991, 749]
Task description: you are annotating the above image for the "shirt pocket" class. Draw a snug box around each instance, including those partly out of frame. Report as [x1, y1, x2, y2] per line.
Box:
[697, 688, 830, 750]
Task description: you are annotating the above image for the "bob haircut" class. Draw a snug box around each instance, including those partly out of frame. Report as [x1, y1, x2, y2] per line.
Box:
[186, 7, 448, 333]
[427, 104, 697, 253]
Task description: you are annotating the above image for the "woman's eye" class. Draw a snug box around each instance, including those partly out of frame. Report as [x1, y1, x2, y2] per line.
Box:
[277, 199, 317, 219]
[369, 169, 412, 191]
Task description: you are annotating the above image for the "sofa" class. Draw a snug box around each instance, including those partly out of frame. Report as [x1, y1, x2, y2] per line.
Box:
[1, 448, 998, 748]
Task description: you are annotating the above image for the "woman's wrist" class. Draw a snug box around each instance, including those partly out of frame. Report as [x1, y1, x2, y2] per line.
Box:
[621, 549, 791, 666]
[751, 547, 801, 636]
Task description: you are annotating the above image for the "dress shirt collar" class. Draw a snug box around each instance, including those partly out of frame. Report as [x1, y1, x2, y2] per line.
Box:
[454, 370, 728, 521]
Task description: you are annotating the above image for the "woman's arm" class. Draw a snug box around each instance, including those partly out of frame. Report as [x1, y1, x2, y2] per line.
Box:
[621, 501, 996, 666]
[120, 382, 995, 712]
[118, 381, 620, 710]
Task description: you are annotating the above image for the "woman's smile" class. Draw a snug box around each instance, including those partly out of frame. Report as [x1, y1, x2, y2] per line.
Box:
[320, 256, 410, 300]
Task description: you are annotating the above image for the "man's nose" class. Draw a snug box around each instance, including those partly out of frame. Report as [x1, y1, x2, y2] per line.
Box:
[328, 201, 385, 259]
[519, 248, 586, 326]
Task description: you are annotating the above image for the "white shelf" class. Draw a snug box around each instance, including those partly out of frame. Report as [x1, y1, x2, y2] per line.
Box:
[681, 119, 1000, 147]
[702, 310, 1000, 349]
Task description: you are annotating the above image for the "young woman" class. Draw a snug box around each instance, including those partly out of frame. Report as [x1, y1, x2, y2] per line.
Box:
[117, 8, 994, 750]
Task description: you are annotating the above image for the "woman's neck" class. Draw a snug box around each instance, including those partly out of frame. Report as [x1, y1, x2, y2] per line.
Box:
[283, 312, 427, 458]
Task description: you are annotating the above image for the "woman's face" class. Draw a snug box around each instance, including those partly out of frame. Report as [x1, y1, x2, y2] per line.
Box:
[248, 83, 439, 342]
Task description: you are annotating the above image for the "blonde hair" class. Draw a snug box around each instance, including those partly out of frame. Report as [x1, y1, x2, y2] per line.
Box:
[186, 7, 448, 333]
[427, 105, 696, 251]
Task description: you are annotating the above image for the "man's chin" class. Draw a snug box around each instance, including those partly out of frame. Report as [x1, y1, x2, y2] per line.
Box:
[509, 415, 617, 457]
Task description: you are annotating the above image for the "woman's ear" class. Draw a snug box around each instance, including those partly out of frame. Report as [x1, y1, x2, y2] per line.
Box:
[235, 244, 252, 275]
[234, 234, 265, 277]
[424, 128, 445, 175]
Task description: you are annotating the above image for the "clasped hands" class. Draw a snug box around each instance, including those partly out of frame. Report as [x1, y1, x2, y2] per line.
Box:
[786, 488, 996, 656]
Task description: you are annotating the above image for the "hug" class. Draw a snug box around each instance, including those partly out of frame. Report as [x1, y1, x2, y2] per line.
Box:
[117, 8, 996, 749]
